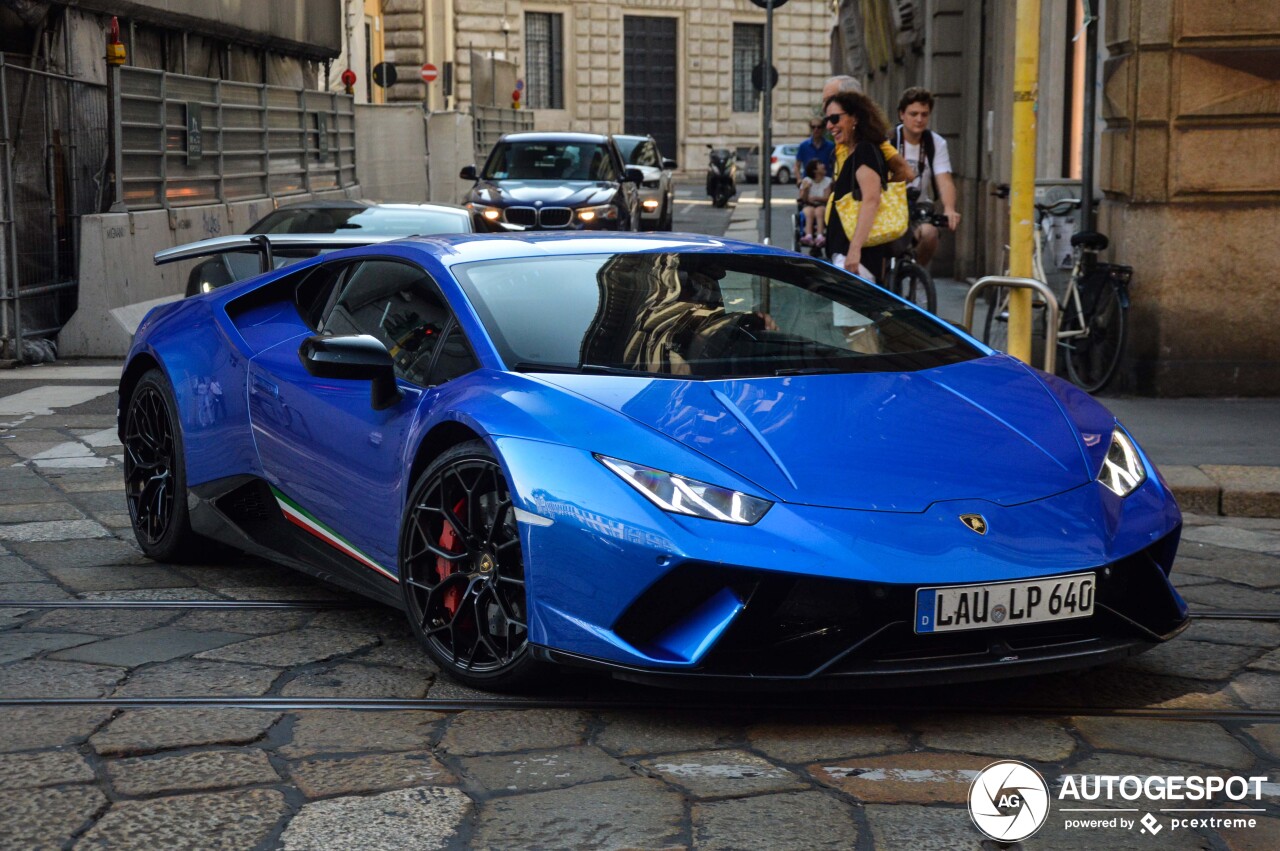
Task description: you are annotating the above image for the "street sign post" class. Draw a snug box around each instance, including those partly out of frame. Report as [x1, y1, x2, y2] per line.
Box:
[753, 0, 787, 244]
[420, 63, 439, 84]
[372, 62, 397, 88]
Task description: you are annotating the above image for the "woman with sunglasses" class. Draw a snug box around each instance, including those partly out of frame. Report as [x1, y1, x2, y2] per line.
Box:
[823, 91, 895, 282]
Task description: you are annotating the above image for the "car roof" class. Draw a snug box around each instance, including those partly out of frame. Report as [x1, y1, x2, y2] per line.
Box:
[499, 131, 610, 144]
[271, 200, 468, 214]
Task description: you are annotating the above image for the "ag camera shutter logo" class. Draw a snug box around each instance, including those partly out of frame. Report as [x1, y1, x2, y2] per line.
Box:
[969, 760, 1051, 842]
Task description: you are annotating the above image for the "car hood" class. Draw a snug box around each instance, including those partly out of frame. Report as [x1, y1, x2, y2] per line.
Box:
[470, 180, 615, 207]
[535, 356, 1102, 512]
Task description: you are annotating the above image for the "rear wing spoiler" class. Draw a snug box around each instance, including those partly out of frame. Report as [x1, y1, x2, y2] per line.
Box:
[153, 234, 400, 272]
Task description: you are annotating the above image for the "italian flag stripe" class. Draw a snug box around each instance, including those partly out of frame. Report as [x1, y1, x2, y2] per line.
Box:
[270, 486, 398, 583]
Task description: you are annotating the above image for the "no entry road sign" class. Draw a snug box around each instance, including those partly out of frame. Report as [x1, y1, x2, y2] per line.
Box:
[421, 63, 439, 84]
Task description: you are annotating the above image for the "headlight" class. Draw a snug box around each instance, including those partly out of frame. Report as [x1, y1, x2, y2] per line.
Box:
[467, 203, 502, 222]
[577, 204, 618, 223]
[642, 198, 660, 210]
[597, 455, 772, 525]
[1098, 427, 1147, 497]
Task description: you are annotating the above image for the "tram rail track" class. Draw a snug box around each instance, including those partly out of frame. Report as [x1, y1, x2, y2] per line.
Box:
[2, 601, 1276, 719]
[0, 695, 1277, 723]
[1, 599, 1276, 619]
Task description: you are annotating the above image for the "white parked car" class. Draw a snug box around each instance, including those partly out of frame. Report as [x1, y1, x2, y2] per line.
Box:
[737, 143, 799, 185]
[612, 134, 677, 231]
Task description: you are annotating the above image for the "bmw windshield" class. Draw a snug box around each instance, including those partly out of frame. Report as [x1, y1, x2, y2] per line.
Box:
[481, 142, 616, 181]
[455, 253, 980, 378]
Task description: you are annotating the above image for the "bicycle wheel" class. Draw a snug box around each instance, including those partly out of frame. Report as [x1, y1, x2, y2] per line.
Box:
[1063, 282, 1127, 393]
[982, 287, 1011, 350]
[982, 288, 1049, 367]
[893, 261, 936, 314]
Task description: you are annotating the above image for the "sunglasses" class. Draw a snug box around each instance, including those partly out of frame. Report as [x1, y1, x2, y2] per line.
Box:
[824, 112, 848, 125]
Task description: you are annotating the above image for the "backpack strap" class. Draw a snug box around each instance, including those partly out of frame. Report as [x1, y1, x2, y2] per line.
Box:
[896, 123, 940, 200]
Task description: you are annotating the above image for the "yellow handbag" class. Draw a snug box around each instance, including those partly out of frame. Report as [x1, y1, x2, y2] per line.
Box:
[835, 180, 909, 247]
[832, 143, 909, 247]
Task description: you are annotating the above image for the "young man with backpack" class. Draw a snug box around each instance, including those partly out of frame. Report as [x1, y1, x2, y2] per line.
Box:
[894, 87, 959, 267]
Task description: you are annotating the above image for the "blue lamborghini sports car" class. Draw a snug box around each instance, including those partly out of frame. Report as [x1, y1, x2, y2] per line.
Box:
[121, 232, 1188, 689]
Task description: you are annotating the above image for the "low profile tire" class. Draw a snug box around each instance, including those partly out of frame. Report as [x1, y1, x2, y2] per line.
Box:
[400, 440, 539, 690]
[123, 369, 201, 562]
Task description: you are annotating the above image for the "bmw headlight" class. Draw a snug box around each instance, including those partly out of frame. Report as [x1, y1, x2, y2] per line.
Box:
[1098, 427, 1147, 497]
[597, 455, 772, 525]
[467, 203, 502, 222]
[577, 204, 618, 223]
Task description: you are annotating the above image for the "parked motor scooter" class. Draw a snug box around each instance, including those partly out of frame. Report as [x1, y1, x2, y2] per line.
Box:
[705, 145, 737, 208]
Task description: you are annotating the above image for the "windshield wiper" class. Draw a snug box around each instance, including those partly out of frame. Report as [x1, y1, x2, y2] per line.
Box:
[511, 362, 663, 377]
[774, 367, 845, 376]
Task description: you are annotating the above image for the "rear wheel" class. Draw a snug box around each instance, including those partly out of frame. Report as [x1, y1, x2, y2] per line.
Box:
[123, 369, 201, 562]
[400, 441, 538, 690]
[776, 166, 792, 185]
[892, 261, 937, 314]
[1063, 283, 1127, 393]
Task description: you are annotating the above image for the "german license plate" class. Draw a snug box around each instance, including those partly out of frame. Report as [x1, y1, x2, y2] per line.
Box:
[914, 572, 1095, 634]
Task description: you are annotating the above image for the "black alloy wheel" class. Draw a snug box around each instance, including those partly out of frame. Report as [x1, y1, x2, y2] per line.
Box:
[123, 369, 200, 561]
[400, 441, 537, 689]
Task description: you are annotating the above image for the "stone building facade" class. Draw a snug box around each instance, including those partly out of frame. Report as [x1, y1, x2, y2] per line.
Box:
[835, 0, 1278, 396]
[375, 0, 836, 172]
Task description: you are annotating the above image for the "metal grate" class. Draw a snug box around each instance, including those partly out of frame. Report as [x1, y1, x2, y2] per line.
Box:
[115, 66, 357, 210]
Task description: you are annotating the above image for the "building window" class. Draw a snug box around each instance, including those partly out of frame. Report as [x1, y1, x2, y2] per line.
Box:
[525, 12, 564, 110]
[732, 24, 763, 113]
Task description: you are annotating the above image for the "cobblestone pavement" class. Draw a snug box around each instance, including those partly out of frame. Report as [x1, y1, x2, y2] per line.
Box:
[4, 313, 1280, 844]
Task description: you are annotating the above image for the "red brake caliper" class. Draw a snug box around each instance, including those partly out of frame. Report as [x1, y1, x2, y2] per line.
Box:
[435, 497, 467, 615]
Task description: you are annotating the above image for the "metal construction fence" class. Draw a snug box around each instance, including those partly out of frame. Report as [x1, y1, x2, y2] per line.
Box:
[0, 58, 358, 360]
[472, 105, 533, 163]
[115, 66, 356, 209]
[0, 55, 108, 358]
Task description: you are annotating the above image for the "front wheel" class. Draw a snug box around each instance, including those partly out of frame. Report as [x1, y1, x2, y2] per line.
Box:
[1062, 283, 1127, 393]
[892, 261, 937, 314]
[776, 167, 792, 185]
[123, 369, 202, 562]
[400, 441, 539, 690]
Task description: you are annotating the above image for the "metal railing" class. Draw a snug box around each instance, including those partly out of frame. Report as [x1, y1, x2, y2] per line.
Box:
[114, 66, 357, 210]
[962, 275, 1061, 374]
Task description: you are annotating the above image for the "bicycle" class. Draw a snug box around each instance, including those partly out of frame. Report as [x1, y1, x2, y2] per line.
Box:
[884, 199, 946, 314]
[981, 197, 1131, 393]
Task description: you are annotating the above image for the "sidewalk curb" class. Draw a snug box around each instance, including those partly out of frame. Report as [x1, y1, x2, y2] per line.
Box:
[1165, 465, 1280, 518]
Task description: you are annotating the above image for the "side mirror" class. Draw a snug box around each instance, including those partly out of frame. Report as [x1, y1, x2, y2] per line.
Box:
[459, 164, 478, 181]
[662, 157, 677, 170]
[299, 334, 402, 411]
[624, 167, 644, 185]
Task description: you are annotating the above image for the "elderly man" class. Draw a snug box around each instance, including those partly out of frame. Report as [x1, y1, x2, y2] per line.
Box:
[822, 75, 914, 185]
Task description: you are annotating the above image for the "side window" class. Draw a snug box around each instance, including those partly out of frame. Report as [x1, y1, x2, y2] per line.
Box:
[320, 259, 474, 386]
[637, 142, 659, 168]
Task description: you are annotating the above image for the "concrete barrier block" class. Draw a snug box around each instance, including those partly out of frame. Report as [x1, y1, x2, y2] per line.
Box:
[1160, 465, 1220, 515]
[227, 199, 272, 233]
[1201, 466, 1280, 518]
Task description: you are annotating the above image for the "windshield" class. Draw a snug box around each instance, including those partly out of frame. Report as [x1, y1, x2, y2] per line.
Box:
[614, 137, 642, 162]
[251, 206, 470, 236]
[482, 141, 616, 181]
[455, 253, 980, 378]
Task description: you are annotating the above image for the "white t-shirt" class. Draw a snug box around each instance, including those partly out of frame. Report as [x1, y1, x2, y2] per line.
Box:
[899, 130, 952, 203]
[801, 176, 831, 204]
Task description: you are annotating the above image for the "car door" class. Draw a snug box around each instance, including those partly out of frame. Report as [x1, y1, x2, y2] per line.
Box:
[247, 256, 479, 584]
[606, 141, 641, 229]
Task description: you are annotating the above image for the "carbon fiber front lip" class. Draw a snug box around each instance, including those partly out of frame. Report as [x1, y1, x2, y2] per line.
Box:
[532, 631, 1172, 692]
